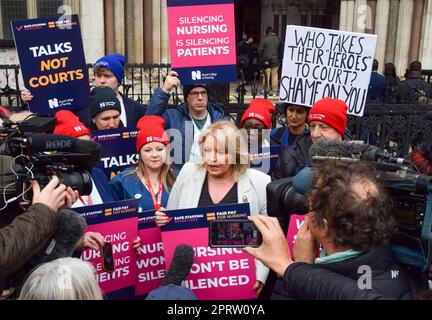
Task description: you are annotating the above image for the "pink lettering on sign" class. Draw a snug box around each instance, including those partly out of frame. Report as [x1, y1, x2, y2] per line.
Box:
[135, 227, 165, 296]
[80, 217, 138, 294]
[162, 228, 257, 300]
[168, 4, 236, 68]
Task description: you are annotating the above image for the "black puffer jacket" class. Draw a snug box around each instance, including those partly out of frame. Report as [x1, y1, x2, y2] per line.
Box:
[279, 244, 413, 300]
[271, 132, 313, 180]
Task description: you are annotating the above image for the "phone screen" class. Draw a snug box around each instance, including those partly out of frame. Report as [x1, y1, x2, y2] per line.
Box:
[209, 219, 262, 248]
[101, 242, 115, 273]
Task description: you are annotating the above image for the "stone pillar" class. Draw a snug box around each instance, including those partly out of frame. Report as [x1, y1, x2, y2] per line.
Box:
[394, 0, 414, 78]
[261, 0, 273, 36]
[375, 0, 390, 73]
[125, 0, 134, 62]
[339, 0, 348, 30]
[384, 0, 399, 66]
[345, 0, 356, 32]
[63, 0, 81, 15]
[419, 0, 432, 68]
[408, 0, 424, 63]
[366, 0, 377, 33]
[81, 0, 105, 63]
[354, 0, 368, 33]
[143, 0, 153, 63]
[104, 0, 116, 55]
[114, 0, 125, 54]
[152, 0, 161, 63]
[160, 0, 169, 63]
[133, 0, 144, 63]
[27, 0, 37, 19]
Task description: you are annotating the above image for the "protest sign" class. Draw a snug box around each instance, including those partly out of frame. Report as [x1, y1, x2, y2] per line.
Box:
[161, 203, 258, 300]
[167, 0, 237, 84]
[11, 15, 89, 115]
[280, 26, 377, 116]
[135, 209, 165, 297]
[286, 214, 305, 258]
[249, 145, 281, 175]
[75, 199, 139, 299]
[92, 127, 139, 180]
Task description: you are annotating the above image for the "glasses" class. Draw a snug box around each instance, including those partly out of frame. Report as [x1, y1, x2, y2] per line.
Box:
[188, 90, 208, 97]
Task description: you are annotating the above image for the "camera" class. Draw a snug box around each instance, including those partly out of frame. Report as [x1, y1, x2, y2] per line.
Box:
[0, 115, 99, 207]
[209, 219, 263, 248]
[267, 140, 432, 275]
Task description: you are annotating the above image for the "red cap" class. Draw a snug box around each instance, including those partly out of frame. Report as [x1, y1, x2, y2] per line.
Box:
[54, 110, 91, 138]
[308, 97, 348, 135]
[240, 98, 275, 129]
[136, 116, 169, 152]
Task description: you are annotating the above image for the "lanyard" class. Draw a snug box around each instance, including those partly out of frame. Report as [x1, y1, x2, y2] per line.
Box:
[146, 177, 163, 210]
[78, 195, 93, 206]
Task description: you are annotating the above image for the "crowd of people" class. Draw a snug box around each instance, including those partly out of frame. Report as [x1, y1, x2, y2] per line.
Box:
[0, 38, 431, 301]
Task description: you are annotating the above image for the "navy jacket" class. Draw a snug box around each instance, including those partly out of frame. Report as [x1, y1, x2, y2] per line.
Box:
[120, 93, 147, 128]
[91, 167, 115, 203]
[146, 88, 228, 173]
[367, 71, 387, 103]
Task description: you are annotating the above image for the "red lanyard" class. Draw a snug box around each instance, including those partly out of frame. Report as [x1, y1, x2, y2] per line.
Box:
[146, 177, 163, 210]
[78, 195, 93, 206]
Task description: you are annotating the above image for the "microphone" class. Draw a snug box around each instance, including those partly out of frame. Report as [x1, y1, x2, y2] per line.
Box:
[41, 209, 87, 263]
[163, 244, 195, 286]
[70, 138, 102, 169]
[19, 134, 77, 152]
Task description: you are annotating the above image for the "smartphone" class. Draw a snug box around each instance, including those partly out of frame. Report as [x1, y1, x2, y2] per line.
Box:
[100, 242, 115, 273]
[208, 219, 262, 248]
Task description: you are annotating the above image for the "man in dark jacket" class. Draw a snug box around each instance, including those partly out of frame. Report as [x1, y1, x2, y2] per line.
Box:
[93, 53, 147, 127]
[272, 97, 348, 180]
[366, 59, 387, 104]
[398, 60, 432, 103]
[258, 27, 282, 97]
[244, 160, 413, 300]
[146, 71, 228, 173]
[0, 177, 78, 296]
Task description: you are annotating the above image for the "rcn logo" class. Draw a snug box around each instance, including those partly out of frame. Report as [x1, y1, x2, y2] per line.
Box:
[48, 98, 59, 109]
[191, 70, 202, 80]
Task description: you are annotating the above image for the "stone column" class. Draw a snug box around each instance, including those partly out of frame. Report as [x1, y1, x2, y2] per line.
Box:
[408, 0, 424, 63]
[345, 0, 356, 32]
[375, 0, 390, 73]
[133, 0, 144, 63]
[419, 0, 432, 68]
[384, 0, 399, 66]
[27, 0, 37, 19]
[114, 0, 125, 54]
[104, 0, 116, 55]
[160, 0, 169, 63]
[354, 0, 368, 33]
[394, 0, 414, 78]
[339, 0, 348, 30]
[261, 0, 273, 36]
[125, 0, 134, 62]
[152, 0, 161, 63]
[366, 0, 377, 33]
[81, 0, 105, 63]
[63, 0, 81, 15]
[143, 0, 153, 63]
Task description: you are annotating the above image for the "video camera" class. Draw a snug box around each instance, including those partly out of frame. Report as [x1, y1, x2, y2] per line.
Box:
[267, 139, 432, 275]
[0, 114, 101, 208]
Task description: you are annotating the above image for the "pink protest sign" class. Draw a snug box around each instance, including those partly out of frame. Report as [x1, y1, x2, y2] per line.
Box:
[286, 214, 305, 258]
[161, 203, 257, 300]
[75, 200, 139, 298]
[135, 211, 165, 297]
[167, 0, 237, 84]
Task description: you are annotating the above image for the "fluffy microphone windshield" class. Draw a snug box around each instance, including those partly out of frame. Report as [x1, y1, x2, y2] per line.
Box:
[162, 244, 195, 286]
[308, 139, 356, 159]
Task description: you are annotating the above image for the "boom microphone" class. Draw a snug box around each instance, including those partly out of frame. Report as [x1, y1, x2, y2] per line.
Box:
[163, 244, 195, 286]
[19, 134, 77, 152]
[70, 138, 102, 169]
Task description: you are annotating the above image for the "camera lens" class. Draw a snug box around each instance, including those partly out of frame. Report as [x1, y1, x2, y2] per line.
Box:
[58, 171, 93, 195]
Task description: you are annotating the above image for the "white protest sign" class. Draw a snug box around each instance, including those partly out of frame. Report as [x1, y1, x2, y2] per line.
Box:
[280, 25, 377, 117]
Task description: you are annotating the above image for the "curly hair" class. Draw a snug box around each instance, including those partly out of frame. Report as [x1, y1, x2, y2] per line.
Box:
[307, 160, 397, 252]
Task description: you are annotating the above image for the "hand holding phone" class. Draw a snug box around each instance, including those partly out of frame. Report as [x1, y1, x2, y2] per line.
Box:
[100, 242, 115, 273]
[209, 219, 263, 248]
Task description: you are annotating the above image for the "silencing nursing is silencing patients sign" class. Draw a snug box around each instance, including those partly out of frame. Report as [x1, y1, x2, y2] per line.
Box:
[167, 0, 237, 85]
[11, 15, 89, 116]
[280, 26, 377, 117]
